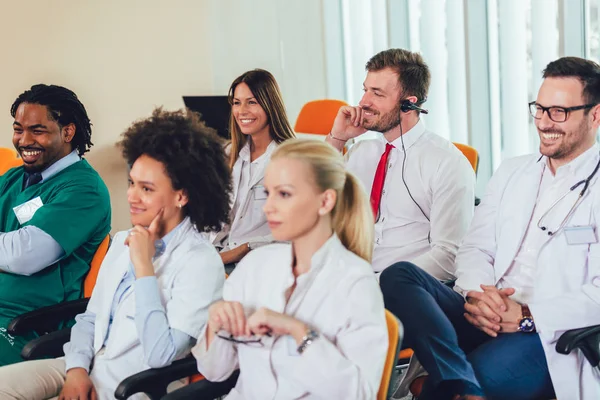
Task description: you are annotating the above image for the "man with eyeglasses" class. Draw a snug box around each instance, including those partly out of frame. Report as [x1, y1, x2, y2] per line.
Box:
[380, 56, 600, 400]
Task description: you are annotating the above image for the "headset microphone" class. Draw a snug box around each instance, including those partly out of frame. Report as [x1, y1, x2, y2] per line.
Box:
[400, 99, 429, 114]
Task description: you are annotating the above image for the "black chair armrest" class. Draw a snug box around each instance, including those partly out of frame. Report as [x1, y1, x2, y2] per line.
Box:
[115, 356, 200, 400]
[8, 298, 89, 336]
[21, 327, 72, 360]
[556, 324, 600, 368]
[161, 370, 239, 400]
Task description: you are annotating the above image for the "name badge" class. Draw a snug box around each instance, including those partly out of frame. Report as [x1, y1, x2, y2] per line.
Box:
[253, 185, 267, 200]
[13, 196, 44, 225]
[564, 225, 597, 245]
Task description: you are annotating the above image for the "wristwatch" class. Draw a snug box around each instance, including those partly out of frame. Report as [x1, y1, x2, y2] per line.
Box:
[518, 304, 536, 333]
[297, 328, 319, 354]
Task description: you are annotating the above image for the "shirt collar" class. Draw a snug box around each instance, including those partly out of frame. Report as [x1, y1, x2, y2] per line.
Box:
[538, 142, 599, 178]
[389, 119, 426, 151]
[40, 150, 80, 181]
[295, 233, 344, 276]
[239, 140, 277, 163]
[154, 217, 189, 257]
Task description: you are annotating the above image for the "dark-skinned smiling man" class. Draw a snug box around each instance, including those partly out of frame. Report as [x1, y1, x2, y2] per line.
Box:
[0, 84, 110, 366]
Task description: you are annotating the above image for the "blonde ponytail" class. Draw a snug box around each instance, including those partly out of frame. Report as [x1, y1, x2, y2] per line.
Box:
[271, 139, 374, 262]
[333, 171, 374, 262]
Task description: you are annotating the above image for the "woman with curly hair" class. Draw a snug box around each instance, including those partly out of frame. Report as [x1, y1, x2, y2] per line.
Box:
[213, 69, 295, 270]
[0, 108, 231, 400]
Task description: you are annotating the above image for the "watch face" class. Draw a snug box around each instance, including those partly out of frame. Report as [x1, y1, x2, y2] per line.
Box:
[519, 317, 535, 333]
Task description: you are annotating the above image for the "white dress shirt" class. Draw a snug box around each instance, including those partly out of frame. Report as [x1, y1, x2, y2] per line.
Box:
[214, 141, 277, 251]
[346, 120, 475, 278]
[193, 234, 388, 400]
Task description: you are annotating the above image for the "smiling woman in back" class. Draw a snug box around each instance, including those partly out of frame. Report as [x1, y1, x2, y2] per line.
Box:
[212, 69, 295, 271]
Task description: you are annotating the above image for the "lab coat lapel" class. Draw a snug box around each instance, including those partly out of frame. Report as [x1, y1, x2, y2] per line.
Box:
[93, 247, 131, 352]
[495, 160, 545, 278]
[231, 156, 244, 207]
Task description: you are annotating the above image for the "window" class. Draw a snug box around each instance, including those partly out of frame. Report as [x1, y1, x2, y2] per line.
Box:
[327, 0, 588, 194]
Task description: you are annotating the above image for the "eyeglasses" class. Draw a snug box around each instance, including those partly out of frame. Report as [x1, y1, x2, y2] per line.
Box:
[216, 332, 271, 347]
[528, 101, 596, 123]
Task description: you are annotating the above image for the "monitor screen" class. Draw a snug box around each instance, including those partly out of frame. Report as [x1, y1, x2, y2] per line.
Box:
[183, 96, 231, 140]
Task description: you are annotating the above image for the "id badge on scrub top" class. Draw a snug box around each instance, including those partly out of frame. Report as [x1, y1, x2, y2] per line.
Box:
[563, 225, 597, 245]
[13, 196, 44, 225]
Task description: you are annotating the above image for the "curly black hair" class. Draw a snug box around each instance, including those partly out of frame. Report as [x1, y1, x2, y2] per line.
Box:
[119, 108, 232, 232]
[10, 84, 93, 156]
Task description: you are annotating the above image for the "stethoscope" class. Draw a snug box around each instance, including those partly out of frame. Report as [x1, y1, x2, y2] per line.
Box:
[537, 153, 600, 236]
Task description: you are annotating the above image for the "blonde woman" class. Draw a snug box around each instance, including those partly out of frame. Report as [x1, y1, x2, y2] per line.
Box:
[214, 69, 295, 269]
[193, 139, 388, 399]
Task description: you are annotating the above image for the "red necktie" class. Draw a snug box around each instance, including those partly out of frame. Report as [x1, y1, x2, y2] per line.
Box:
[370, 143, 394, 217]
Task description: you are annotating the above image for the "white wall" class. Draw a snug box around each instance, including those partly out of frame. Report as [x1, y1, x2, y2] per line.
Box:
[209, 0, 328, 124]
[0, 0, 330, 232]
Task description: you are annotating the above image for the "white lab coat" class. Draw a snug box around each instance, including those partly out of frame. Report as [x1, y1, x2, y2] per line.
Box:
[86, 218, 225, 399]
[454, 152, 600, 400]
[193, 234, 389, 399]
[213, 141, 276, 251]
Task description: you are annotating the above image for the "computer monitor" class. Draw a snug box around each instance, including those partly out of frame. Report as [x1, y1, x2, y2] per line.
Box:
[183, 96, 231, 139]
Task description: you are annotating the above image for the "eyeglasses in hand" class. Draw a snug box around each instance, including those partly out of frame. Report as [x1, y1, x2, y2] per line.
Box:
[216, 331, 272, 347]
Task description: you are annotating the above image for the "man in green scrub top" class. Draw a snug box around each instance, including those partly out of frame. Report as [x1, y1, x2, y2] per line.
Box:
[0, 84, 111, 366]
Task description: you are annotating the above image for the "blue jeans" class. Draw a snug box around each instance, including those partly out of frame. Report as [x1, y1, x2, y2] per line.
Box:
[379, 262, 555, 400]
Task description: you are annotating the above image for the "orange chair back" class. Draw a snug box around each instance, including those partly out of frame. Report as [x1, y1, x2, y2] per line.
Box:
[453, 142, 479, 174]
[378, 310, 403, 400]
[0, 147, 23, 175]
[83, 235, 111, 297]
[294, 99, 349, 135]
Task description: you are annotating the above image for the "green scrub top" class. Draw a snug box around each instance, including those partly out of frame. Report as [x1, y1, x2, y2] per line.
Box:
[0, 159, 111, 365]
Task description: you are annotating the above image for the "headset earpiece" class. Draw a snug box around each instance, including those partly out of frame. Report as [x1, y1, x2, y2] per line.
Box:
[400, 99, 429, 114]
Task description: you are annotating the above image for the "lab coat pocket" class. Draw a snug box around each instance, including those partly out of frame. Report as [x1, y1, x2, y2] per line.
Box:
[250, 185, 268, 226]
[103, 312, 140, 359]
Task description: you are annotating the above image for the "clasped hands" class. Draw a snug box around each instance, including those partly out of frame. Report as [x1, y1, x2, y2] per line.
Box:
[208, 301, 308, 345]
[464, 284, 523, 337]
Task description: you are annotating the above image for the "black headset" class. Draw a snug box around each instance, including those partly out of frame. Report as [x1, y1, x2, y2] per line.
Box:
[400, 99, 429, 114]
[397, 97, 431, 242]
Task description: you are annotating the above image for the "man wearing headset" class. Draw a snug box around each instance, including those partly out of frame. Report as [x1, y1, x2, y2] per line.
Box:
[380, 57, 600, 400]
[325, 48, 475, 279]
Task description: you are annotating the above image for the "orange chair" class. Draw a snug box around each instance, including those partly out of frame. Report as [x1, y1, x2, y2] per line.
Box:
[378, 309, 403, 399]
[7, 234, 112, 341]
[294, 99, 349, 135]
[83, 234, 112, 297]
[0, 147, 23, 175]
[453, 142, 479, 175]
